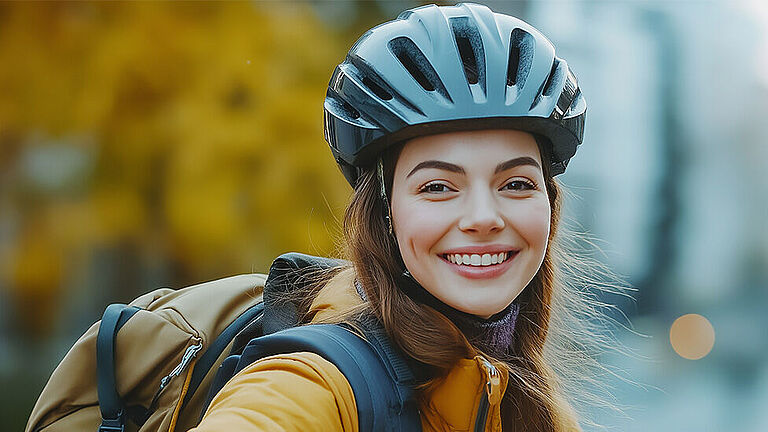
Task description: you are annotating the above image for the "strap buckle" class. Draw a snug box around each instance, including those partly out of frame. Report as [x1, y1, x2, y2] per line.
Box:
[99, 412, 125, 432]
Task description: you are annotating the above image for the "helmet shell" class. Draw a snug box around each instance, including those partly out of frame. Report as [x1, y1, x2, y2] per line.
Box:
[324, 2, 586, 186]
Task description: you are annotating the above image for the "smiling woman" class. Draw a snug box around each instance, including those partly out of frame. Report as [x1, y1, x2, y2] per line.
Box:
[187, 3, 594, 431]
[190, 3, 611, 432]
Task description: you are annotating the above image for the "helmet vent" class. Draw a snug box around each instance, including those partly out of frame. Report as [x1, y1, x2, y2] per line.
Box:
[347, 55, 425, 115]
[389, 37, 434, 91]
[362, 76, 393, 101]
[388, 36, 451, 101]
[543, 59, 565, 97]
[338, 97, 360, 120]
[566, 89, 585, 116]
[450, 17, 485, 87]
[530, 58, 564, 110]
[506, 28, 534, 88]
[455, 35, 478, 84]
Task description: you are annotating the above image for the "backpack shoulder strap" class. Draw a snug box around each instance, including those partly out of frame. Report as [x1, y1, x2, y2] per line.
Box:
[354, 317, 422, 418]
[209, 323, 421, 432]
[96, 304, 142, 432]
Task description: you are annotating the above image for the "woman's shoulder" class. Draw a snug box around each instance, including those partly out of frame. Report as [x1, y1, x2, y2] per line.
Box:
[193, 351, 358, 432]
[308, 266, 364, 323]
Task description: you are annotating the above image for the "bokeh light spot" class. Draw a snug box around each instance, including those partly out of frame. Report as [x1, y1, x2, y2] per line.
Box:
[669, 314, 715, 360]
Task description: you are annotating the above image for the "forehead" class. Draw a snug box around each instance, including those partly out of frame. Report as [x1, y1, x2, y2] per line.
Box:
[394, 129, 542, 174]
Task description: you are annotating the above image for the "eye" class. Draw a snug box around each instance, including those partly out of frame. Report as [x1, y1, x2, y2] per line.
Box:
[501, 179, 536, 192]
[419, 182, 454, 194]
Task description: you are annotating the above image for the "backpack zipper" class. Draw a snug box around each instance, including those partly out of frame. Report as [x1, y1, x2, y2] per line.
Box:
[474, 356, 498, 432]
[149, 342, 203, 411]
[158, 342, 203, 393]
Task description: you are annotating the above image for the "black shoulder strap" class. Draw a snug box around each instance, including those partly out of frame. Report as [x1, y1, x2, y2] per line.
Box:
[354, 317, 422, 419]
[96, 304, 142, 432]
[205, 324, 421, 432]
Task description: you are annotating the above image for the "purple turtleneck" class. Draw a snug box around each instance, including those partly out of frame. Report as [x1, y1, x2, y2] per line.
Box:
[440, 300, 520, 359]
[355, 278, 520, 359]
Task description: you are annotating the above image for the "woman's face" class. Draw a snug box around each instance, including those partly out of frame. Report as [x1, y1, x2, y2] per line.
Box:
[390, 129, 551, 318]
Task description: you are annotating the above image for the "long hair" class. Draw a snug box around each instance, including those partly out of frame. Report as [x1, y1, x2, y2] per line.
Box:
[309, 142, 632, 431]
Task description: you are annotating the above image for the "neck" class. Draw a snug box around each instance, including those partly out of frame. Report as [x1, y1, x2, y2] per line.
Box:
[395, 272, 520, 359]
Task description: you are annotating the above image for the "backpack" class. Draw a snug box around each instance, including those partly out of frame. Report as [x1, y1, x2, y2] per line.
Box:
[26, 253, 421, 432]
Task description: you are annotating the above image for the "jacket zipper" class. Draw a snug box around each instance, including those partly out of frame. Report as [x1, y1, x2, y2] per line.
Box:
[474, 356, 498, 432]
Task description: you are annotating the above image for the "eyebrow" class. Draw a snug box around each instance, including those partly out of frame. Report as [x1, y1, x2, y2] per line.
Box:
[494, 156, 541, 174]
[405, 156, 541, 179]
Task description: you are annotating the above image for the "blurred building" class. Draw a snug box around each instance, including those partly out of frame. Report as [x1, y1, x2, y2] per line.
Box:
[529, 0, 768, 430]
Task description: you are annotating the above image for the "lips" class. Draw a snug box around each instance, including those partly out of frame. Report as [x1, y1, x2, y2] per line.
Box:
[438, 249, 519, 280]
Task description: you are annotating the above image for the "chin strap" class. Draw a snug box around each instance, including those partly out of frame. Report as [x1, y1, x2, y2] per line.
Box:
[376, 157, 419, 285]
[376, 158, 394, 236]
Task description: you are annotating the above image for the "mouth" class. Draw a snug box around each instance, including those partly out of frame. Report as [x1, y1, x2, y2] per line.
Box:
[440, 250, 518, 267]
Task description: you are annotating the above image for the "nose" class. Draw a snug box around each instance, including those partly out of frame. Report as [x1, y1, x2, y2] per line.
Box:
[457, 188, 505, 236]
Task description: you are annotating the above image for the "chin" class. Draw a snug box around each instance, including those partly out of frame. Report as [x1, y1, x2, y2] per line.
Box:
[448, 297, 512, 319]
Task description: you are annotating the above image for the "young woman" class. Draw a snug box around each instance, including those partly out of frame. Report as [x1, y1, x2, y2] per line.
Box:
[193, 3, 597, 431]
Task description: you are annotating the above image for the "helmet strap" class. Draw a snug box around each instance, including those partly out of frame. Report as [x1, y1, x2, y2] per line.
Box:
[376, 157, 394, 236]
[376, 157, 416, 282]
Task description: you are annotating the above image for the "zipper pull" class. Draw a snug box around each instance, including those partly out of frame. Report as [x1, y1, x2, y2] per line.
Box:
[479, 356, 499, 397]
[159, 342, 203, 391]
[147, 341, 203, 411]
[474, 356, 502, 432]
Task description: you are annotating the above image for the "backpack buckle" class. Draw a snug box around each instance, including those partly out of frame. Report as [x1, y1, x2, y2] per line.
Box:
[99, 412, 125, 432]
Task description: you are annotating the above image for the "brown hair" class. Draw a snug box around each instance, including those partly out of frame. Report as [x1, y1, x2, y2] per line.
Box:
[310, 140, 631, 431]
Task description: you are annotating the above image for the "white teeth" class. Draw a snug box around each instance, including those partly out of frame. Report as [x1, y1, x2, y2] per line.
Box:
[446, 252, 511, 267]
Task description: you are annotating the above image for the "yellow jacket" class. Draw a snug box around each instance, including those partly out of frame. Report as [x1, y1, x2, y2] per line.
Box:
[190, 269, 509, 432]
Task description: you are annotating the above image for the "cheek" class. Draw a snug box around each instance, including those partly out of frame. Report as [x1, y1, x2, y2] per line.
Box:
[510, 198, 551, 250]
[392, 200, 451, 259]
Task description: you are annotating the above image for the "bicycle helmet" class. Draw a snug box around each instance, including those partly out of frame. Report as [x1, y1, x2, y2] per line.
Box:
[323, 2, 586, 186]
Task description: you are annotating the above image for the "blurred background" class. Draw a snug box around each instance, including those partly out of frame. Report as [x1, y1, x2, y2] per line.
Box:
[1, 1, 766, 431]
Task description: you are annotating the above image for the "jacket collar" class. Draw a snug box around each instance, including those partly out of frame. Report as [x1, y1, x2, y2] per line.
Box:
[424, 355, 508, 431]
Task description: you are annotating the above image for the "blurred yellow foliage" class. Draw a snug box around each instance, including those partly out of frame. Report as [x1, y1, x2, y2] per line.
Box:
[0, 2, 353, 335]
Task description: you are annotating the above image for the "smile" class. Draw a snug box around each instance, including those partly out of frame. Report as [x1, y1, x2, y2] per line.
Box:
[438, 250, 518, 280]
[441, 251, 516, 267]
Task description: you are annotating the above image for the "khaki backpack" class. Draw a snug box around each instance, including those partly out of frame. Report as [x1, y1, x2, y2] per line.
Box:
[26, 272, 266, 432]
